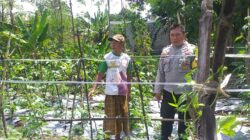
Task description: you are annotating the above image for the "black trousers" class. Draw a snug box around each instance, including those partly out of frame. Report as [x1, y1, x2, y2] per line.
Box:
[160, 90, 190, 140]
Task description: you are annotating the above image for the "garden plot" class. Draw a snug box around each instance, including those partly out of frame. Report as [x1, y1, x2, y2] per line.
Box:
[4, 95, 250, 139]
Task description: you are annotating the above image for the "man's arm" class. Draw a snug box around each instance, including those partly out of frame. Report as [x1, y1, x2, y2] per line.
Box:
[89, 61, 107, 97]
[89, 72, 105, 98]
[154, 58, 165, 101]
[91, 73, 105, 91]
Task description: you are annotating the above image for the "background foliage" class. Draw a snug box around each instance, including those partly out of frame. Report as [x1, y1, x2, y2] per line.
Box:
[0, 0, 249, 139]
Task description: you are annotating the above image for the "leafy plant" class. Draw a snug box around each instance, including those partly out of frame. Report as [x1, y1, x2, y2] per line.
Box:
[15, 9, 49, 58]
[216, 116, 241, 137]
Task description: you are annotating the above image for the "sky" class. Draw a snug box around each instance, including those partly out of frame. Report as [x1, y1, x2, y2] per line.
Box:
[14, 0, 150, 19]
[14, 0, 130, 17]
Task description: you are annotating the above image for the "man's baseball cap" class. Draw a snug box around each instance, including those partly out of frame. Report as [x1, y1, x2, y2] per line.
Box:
[108, 34, 125, 42]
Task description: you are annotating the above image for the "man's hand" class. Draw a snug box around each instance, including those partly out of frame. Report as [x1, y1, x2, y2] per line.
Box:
[154, 93, 162, 102]
[88, 89, 95, 100]
[88, 73, 103, 100]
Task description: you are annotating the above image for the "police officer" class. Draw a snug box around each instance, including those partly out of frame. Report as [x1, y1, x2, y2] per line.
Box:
[154, 23, 196, 140]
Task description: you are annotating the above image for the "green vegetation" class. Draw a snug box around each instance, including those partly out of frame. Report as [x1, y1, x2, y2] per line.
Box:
[0, 0, 249, 139]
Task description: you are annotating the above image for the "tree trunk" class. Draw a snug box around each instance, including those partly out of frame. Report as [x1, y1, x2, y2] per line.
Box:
[246, 8, 250, 85]
[212, 0, 236, 78]
[197, 0, 213, 84]
[197, 0, 236, 139]
[1, 3, 5, 22]
[8, 0, 14, 25]
[59, 0, 64, 48]
[197, 0, 214, 139]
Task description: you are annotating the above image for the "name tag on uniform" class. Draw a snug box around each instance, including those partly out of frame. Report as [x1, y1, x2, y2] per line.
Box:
[179, 58, 190, 71]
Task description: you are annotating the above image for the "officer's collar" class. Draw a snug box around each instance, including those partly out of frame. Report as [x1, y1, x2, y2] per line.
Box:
[171, 44, 184, 49]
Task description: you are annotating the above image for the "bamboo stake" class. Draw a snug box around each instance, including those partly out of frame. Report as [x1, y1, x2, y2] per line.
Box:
[68, 1, 76, 139]
[59, 0, 64, 49]
[128, 9, 149, 137]
[132, 60, 150, 140]
[0, 90, 7, 138]
[77, 30, 93, 139]
[0, 37, 12, 138]
[64, 88, 70, 127]
[119, 2, 132, 139]
[107, 0, 110, 31]
[1, 4, 4, 22]
[68, 0, 93, 139]
[68, 88, 76, 140]
[76, 28, 94, 138]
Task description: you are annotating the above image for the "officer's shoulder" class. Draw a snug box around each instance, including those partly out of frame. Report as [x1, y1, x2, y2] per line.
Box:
[189, 44, 197, 49]
[162, 45, 171, 50]
[161, 45, 171, 56]
[185, 42, 197, 52]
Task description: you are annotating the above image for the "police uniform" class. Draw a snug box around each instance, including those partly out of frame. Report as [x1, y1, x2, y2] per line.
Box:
[154, 41, 196, 140]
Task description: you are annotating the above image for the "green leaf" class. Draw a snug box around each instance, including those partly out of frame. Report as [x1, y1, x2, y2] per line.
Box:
[217, 116, 240, 137]
[37, 10, 49, 43]
[1, 31, 27, 44]
[37, 24, 49, 43]
[238, 50, 245, 54]
[39, 9, 49, 29]
[184, 71, 193, 82]
[16, 16, 31, 38]
[130, 109, 142, 117]
[178, 94, 186, 105]
[221, 128, 235, 137]
[234, 34, 244, 42]
[198, 103, 205, 107]
[168, 103, 178, 108]
[218, 116, 236, 129]
[171, 92, 177, 103]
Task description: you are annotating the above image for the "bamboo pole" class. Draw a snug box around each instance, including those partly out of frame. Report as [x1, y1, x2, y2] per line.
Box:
[68, 1, 78, 139]
[1, 3, 4, 22]
[0, 70, 8, 138]
[76, 28, 94, 140]
[119, 1, 149, 138]
[132, 60, 150, 140]
[68, 0, 93, 139]
[0, 37, 12, 139]
[120, 2, 132, 139]
[8, 0, 14, 25]
[107, 0, 110, 31]
[68, 88, 76, 140]
[59, 0, 64, 49]
[119, 2, 150, 139]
